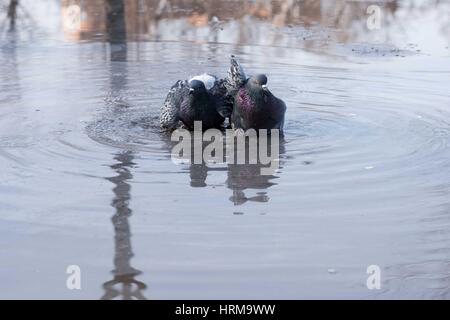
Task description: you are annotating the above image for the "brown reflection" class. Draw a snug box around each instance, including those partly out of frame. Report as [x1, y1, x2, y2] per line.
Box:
[60, 0, 408, 46]
[62, 1, 105, 41]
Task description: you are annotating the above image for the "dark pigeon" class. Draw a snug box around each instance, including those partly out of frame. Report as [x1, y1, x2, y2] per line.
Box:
[225, 56, 286, 134]
[160, 73, 231, 131]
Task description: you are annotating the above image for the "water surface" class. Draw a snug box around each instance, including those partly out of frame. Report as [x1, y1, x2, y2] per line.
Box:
[0, 0, 450, 299]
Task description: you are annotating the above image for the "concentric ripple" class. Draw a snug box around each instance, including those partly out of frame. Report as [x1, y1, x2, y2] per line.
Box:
[1, 39, 450, 298]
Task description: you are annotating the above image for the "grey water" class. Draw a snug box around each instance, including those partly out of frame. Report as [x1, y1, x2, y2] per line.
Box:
[0, 0, 449, 299]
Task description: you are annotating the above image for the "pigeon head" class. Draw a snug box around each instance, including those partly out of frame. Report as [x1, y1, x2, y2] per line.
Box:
[188, 80, 207, 96]
[248, 74, 268, 91]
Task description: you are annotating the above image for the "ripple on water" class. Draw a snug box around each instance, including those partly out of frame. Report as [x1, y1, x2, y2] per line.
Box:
[85, 105, 170, 156]
[3, 40, 449, 298]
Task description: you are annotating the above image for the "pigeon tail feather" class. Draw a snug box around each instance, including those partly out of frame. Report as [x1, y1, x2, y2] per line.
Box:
[225, 55, 247, 95]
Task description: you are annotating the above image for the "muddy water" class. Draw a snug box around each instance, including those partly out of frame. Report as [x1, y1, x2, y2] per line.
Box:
[0, 0, 449, 299]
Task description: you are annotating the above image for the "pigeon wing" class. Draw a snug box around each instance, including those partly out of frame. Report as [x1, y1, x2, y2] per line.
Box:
[160, 80, 189, 130]
[210, 78, 233, 118]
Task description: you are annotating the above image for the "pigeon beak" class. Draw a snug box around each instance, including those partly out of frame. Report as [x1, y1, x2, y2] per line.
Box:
[189, 88, 195, 95]
[261, 84, 268, 91]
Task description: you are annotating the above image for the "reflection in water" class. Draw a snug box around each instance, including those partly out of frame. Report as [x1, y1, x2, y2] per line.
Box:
[102, 151, 147, 300]
[101, 1, 147, 300]
[106, 0, 126, 42]
[0, 31, 20, 104]
[180, 137, 286, 206]
[189, 162, 208, 188]
[1, 0, 35, 35]
[7, 0, 19, 31]
[226, 138, 285, 206]
[61, 0, 385, 44]
[0, 0, 18, 33]
[227, 164, 273, 206]
[59, 0, 450, 52]
[107, 0, 127, 61]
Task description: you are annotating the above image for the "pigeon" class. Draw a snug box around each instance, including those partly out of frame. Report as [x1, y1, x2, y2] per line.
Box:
[160, 73, 231, 131]
[225, 56, 286, 134]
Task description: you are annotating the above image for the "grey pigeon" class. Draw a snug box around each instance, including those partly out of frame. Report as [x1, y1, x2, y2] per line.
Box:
[225, 56, 286, 134]
[160, 73, 231, 131]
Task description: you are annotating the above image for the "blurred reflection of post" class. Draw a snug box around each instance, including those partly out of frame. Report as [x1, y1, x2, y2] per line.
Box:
[102, 151, 147, 300]
[2, 0, 35, 34]
[107, 0, 127, 63]
[101, 0, 147, 300]
[7, 0, 19, 31]
[1, 1, 20, 102]
[106, 0, 128, 101]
